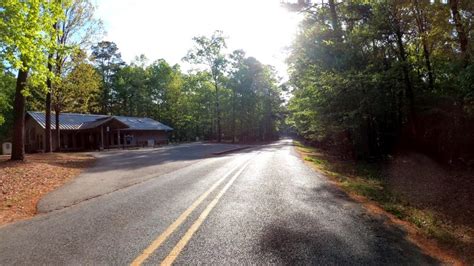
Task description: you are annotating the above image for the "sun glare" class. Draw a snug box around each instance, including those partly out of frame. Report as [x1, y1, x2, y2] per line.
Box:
[95, 0, 301, 78]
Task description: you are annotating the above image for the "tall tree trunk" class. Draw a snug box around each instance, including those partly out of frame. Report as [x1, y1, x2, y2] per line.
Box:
[328, 0, 342, 41]
[422, 42, 435, 90]
[414, 0, 435, 90]
[239, 109, 244, 142]
[45, 56, 53, 153]
[231, 87, 236, 143]
[214, 78, 221, 143]
[45, 22, 57, 153]
[53, 52, 63, 152]
[450, 0, 470, 64]
[394, 19, 417, 137]
[55, 106, 61, 152]
[11, 69, 28, 161]
[395, 30, 415, 114]
[208, 101, 214, 140]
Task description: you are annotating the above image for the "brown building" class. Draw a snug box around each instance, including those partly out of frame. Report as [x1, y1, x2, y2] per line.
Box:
[25, 111, 173, 152]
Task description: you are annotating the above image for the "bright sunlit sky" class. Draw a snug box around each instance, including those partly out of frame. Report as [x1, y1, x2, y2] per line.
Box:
[95, 0, 301, 79]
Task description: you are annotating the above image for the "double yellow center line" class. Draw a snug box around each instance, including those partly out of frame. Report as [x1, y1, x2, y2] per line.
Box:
[131, 159, 252, 266]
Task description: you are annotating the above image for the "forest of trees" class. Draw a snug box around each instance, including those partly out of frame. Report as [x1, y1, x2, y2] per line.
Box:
[285, 0, 474, 165]
[89, 35, 283, 143]
[0, 1, 283, 160]
[2, 0, 473, 165]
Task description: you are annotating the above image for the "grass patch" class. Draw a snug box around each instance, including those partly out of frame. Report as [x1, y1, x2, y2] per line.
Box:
[382, 202, 407, 219]
[340, 177, 385, 201]
[304, 156, 326, 165]
[293, 140, 460, 251]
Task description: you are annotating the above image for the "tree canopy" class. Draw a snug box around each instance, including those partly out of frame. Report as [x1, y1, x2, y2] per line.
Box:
[0, 0, 68, 160]
[1, 0, 473, 167]
[286, 0, 474, 164]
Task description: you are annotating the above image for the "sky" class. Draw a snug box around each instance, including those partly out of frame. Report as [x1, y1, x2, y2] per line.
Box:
[94, 0, 301, 79]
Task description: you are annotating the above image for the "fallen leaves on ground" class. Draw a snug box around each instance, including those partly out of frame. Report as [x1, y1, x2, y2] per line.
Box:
[0, 153, 95, 226]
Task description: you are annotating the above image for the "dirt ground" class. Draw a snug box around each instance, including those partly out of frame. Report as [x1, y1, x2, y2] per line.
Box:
[0, 153, 95, 226]
[386, 152, 474, 263]
[386, 152, 474, 228]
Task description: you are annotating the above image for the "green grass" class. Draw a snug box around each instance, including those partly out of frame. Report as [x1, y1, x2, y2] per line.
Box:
[304, 156, 326, 165]
[340, 178, 385, 201]
[382, 202, 407, 219]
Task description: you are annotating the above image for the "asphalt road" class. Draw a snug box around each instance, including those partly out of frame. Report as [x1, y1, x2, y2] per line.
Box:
[38, 142, 247, 213]
[0, 140, 438, 265]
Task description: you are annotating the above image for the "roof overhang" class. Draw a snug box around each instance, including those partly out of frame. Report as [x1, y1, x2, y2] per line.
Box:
[79, 117, 129, 130]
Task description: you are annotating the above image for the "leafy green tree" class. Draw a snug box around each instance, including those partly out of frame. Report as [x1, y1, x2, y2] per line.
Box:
[146, 59, 182, 126]
[55, 49, 102, 114]
[0, 70, 16, 141]
[45, 0, 103, 152]
[287, 1, 474, 163]
[184, 30, 228, 142]
[0, 0, 66, 160]
[228, 53, 283, 142]
[177, 71, 215, 141]
[227, 50, 246, 142]
[112, 60, 150, 116]
[91, 41, 125, 114]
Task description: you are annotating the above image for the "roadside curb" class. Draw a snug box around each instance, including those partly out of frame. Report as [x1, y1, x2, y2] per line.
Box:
[211, 146, 251, 155]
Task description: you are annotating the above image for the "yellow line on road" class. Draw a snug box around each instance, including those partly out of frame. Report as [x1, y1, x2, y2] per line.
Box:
[160, 160, 251, 266]
[130, 161, 247, 266]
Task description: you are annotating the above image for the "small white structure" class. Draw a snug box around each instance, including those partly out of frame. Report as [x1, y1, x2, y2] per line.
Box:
[147, 139, 154, 147]
[2, 142, 12, 155]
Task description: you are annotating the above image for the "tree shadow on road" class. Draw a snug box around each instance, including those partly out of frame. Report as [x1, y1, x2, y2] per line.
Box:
[79, 143, 250, 173]
[258, 182, 440, 265]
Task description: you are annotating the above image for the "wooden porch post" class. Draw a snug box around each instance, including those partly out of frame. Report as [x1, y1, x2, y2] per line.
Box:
[117, 129, 120, 147]
[72, 132, 77, 150]
[100, 126, 104, 150]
